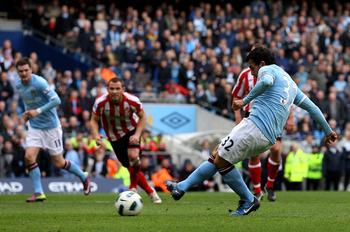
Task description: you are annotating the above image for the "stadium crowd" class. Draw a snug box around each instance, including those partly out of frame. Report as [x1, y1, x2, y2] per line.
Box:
[1, 0, 350, 191]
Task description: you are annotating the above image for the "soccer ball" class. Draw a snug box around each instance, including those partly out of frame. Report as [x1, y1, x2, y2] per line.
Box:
[115, 191, 143, 216]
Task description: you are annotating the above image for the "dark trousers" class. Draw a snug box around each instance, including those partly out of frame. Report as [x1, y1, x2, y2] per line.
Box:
[325, 170, 341, 190]
[344, 169, 350, 191]
[306, 178, 320, 190]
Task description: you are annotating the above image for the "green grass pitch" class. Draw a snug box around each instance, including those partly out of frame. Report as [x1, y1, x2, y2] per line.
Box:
[1, 191, 349, 232]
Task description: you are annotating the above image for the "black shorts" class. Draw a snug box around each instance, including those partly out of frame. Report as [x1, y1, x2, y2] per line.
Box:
[244, 111, 282, 141]
[110, 129, 140, 167]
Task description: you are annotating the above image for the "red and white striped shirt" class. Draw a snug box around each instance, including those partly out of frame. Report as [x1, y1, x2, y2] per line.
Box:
[231, 68, 257, 112]
[92, 92, 143, 141]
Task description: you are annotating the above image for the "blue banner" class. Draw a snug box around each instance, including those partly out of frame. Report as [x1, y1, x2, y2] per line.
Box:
[0, 178, 127, 194]
[143, 104, 196, 135]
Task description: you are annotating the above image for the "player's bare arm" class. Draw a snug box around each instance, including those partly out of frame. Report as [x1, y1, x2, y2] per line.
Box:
[284, 107, 295, 132]
[129, 109, 147, 145]
[232, 96, 243, 124]
[90, 113, 104, 146]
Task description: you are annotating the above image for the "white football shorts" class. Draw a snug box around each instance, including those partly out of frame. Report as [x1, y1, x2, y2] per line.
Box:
[26, 126, 63, 156]
[218, 118, 273, 164]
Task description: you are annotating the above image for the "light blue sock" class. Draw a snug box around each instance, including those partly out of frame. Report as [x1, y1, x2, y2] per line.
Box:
[222, 167, 253, 202]
[67, 162, 87, 181]
[29, 167, 43, 193]
[178, 161, 217, 191]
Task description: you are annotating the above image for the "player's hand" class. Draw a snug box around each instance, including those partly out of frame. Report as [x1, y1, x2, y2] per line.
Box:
[22, 110, 30, 121]
[324, 132, 337, 146]
[129, 135, 139, 145]
[95, 135, 105, 146]
[284, 118, 295, 132]
[22, 109, 39, 119]
[232, 100, 246, 111]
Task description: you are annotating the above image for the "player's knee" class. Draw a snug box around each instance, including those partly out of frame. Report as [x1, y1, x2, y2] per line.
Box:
[249, 155, 260, 164]
[269, 144, 281, 159]
[213, 155, 229, 169]
[25, 154, 36, 165]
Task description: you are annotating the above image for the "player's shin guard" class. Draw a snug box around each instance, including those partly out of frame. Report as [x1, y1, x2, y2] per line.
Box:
[248, 161, 262, 194]
[266, 157, 280, 188]
[27, 162, 44, 194]
[219, 165, 253, 203]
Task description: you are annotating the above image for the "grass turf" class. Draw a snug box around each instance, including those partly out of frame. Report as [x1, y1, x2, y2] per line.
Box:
[1, 191, 349, 232]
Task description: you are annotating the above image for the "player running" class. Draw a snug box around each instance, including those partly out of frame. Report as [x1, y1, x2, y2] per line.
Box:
[90, 77, 161, 203]
[16, 57, 91, 202]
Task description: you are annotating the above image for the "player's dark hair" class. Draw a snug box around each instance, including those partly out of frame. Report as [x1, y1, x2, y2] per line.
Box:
[107, 77, 124, 87]
[246, 47, 277, 65]
[251, 43, 267, 50]
[15, 57, 32, 69]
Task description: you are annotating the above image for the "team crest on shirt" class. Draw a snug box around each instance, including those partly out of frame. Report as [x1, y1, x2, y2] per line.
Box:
[125, 107, 130, 114]
[43, 87, 51, 94]
[30, 89, 35, 95]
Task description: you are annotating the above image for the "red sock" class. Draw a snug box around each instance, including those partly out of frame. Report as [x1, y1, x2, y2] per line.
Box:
[266, 156, 280, 188]
[128, 165, 140, 189]
[249, 161, 262, 194]
[137, 171, 154, 194]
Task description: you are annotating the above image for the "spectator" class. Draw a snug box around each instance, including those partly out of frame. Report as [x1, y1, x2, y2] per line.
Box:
[341, 131, 350, 191]
[140, 156, 154, 181]
[1, 140, 16, 177]
[55, 5, 75, 39]
[323, 140, 342, 190]
[93, 12, 108, 40]
[91, 40, 108, 64]
[65, 116, 80, 138]
[309, 61, 327, 92]
[284, 144, 308, 190]
[306, 143, 323, 190]
[154, 59, 171, 93]
[76, 21, 95, 55]
[122, 69, 137, 94]
[139, 83, 157, 103]
[30, 5, 46, 31]
[61, 27, 79, 54]
[62, 90, 82, 120]
[43, 17, 58, 38]
[324, 92, 345, 129]
[334, 73, 347, 100]
[92, 145, 108, 178]
[134, 65, 151, 92]
[41, 61, 57, 81]
[0, 71, 14, 104]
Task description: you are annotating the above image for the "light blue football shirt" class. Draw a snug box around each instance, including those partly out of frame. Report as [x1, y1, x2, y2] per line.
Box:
[244, 64, 332, 144]
[16, 74, 60, 130]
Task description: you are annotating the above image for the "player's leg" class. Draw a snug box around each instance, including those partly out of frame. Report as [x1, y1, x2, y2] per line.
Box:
[214, 118, 272, 215]
[25, 146, 45, 202]
[50, 154, 90, 195]
[166, 145, 218, 200]
[248, 154, 262, 200]
[264, 140, 281, 201]
[45, 127, 90, 195]
[110, 139, 139, 191]
[214, 154, 259, 215]
[128, 147, 161, 203]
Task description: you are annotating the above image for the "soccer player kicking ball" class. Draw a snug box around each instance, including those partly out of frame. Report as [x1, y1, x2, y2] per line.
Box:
[231, 44, 294, 201]
[16, 58, 91, 202]
[90, 77, 161, 203]
[166, 47, 337, 215]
